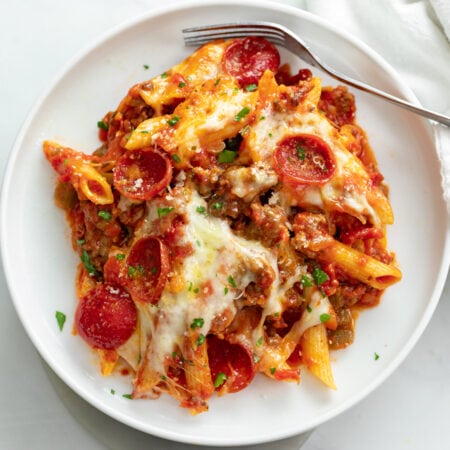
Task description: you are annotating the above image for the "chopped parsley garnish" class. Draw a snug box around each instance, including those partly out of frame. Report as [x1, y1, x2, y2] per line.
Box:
[172, 154, 181, 163]
[312, 267, 329, 286]
[157, 206, 174, 218]
[228, 274, 237, 288]
[193, 287, 200, 294]
[122, 394, 133, 399]
[196, 205, 207, 214]
[98, 210, 111, 220]
[320, 313, 331, 323]
[97, 120, 108, 131]
[80, 250, 98, 276]
[214, 372, 227, 388]
[178, 81, 186, 88]
[110, 389, 116, 395]
[301, 274, 313, 287]
[128, 265, 145, 278]
[297, 145, 306, 160]
[270, 367, 276, 375]
[167, 115, 180, 126]
[217, 149, 237, 163]
[306, 305, 312, 313]
[143, 64, 149, 70]
[160, 72, 168, 79]
[245, 84, 258, 92]
[190, 318, 204, 330]
[234, 106, 250, 122]
[224, 287, 229, 295]
[115, 253, 126, 260]
[55, 311, 66, 331]
[374, 352, 380, 361]
[196, 333, 206, 346]
[76, 239, 85, 246]
[256, 336, 263, 346]
[212, 201, 223, 210]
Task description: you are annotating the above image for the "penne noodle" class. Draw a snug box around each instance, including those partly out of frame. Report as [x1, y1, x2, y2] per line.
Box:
[301, 324, 336, 390]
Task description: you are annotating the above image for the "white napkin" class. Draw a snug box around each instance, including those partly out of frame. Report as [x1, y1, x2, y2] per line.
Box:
[279, 0, 450, 205]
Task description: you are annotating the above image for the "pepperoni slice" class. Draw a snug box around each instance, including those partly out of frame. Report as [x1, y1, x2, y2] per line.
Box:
[273, 134, 336, 185]
[75, 283, 137, 350]
[113, 148, 172, 201]
[222, 37, 280, 87]
[125, 236, 170, 304]
[207, 335, 256, 393]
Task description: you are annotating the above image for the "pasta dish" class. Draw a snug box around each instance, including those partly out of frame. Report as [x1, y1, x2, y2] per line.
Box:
[43, 37, 401, 414]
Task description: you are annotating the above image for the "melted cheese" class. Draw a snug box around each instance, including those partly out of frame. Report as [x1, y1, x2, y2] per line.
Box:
[142, 189, 282, 373]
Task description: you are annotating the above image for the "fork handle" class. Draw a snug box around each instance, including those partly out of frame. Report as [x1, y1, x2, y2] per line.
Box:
[321, 64, 450, 127]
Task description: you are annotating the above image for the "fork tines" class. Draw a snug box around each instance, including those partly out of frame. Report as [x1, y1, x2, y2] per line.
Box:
[182, 22, 286, 47]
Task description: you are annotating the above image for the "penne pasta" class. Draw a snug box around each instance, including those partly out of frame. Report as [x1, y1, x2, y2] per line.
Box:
[301, 324, 336, 390]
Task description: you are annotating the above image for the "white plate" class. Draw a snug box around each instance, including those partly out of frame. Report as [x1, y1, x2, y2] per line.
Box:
[2, 0, 449, 446]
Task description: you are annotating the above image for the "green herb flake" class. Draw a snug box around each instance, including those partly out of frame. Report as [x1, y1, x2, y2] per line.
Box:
[110, 389, 116, 395]
[172, 154, 181, 163]
[167, 115, 180, 126]
[270, 367, 276, 375]
[150, 266, 158, 274]
[55, 311, 66, 331]
[320, 313, 331, 323]
[196, 333, 206, 346]
[214, 372, 227, 388]
[212, 201, 223, 210]
[256, 336, 263, 346]
[190, 318, 205, 330]
[306, 305, 312, 313]
[161, 375, 167, 381]
[115, 253, 126, 261]
[217, 149, 237, 164]
[224, 287, 229, 295]
[374, 352, 380, 361]
[98, 210, 112, 221]
[228, 274, 237, 288]
[157, 206, 174, 218]
[97, 120, 108, 131]
[297, 145, 306, 160]
[234, 106, 250, 122]
[301, 274, 313, 287]
[160, 72, 168, 79]
[128, 265, 145, 278]
[312, 267, 329, 286]
[196, 205, 207, 214]
[193, 287, 200, 294]
[253, 353, 260, 363]
[245, 84, 258, 92]
[80, 250, 98, 276]
[122, 394, 133, 399]
[143, 64, 150, 70]
[178, 81, 186, 88]
[76, 239, 86, 246]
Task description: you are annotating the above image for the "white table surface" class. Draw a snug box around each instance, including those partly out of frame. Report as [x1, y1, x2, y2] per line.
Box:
[1, 1, 449, 449]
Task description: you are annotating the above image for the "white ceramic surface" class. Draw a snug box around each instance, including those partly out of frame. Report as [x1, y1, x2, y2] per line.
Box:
[1, 0, 449, 447]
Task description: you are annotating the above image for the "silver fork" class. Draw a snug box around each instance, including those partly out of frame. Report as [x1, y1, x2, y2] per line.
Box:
[183, 21, 450, 127]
